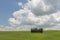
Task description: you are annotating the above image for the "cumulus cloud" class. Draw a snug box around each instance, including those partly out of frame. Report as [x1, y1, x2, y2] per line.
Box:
[8, 0, 60, 30]
[8, 18, 21, 26]
[24, 0, 60, 16]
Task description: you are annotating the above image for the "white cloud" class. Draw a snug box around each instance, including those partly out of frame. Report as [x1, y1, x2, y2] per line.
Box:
[25, 0, 60, 16]
[8, 0, 60, 30]
[18, 2, 23, 7]
[8, 18, 21, 26]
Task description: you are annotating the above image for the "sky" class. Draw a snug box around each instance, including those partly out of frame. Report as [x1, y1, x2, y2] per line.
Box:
[0, 0, 60, 31]
[0, 0, 27, 25]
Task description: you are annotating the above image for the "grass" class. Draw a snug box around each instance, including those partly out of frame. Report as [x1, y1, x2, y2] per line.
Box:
[0, 31, 60, 40]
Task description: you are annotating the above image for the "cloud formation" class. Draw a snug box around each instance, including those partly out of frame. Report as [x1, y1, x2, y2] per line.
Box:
[8, 0, 60, 30]
[25, 0, 60, 16]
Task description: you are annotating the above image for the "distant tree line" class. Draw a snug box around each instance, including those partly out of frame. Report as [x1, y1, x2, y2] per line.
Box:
[31, 28, 43, 33]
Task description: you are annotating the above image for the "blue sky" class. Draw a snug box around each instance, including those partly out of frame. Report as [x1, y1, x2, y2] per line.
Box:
[0, 0, 27, 26]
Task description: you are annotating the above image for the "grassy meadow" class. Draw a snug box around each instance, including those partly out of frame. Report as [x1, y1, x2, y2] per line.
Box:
[0, 31, 60, 40]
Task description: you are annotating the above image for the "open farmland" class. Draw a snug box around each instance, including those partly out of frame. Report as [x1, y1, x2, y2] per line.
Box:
[0, 31, 60, 40]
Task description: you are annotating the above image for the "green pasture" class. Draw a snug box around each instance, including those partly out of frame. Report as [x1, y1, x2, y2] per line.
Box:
[0, 31, 60, 40]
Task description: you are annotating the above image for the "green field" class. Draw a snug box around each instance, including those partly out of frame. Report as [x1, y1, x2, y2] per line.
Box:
[0, 31, 60, 40]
